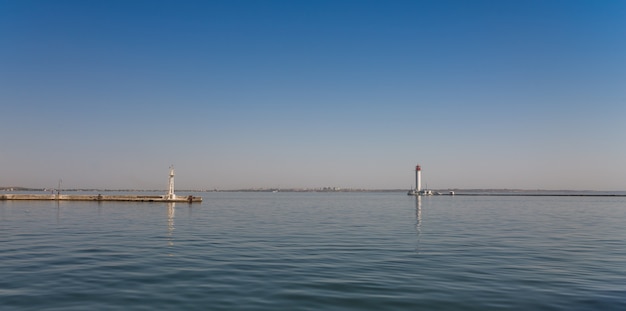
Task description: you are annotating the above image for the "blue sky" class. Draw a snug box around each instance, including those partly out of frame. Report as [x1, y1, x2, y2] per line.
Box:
[1, 0, 625, 190]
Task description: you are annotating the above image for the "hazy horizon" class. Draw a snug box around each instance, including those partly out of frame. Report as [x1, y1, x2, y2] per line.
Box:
[2, 0, 625, 191]
[5, 184, 626, 192]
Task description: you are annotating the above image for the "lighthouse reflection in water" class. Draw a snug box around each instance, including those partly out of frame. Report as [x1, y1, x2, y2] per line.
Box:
[167, 203, 175, 248]
[414, 196, 422, 254]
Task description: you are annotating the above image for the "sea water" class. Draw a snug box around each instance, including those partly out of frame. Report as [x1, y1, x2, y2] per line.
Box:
[1, 192, 625, 310]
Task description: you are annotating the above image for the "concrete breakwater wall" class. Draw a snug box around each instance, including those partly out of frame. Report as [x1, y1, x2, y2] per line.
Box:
[0, 194, 202, 203]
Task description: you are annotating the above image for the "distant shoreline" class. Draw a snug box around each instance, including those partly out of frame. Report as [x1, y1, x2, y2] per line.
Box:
[1, 187, 624, 195]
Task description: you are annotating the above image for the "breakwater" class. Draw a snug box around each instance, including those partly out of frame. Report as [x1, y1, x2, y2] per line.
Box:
[0, 194, 202, 203]
[452, 193, 626, 197]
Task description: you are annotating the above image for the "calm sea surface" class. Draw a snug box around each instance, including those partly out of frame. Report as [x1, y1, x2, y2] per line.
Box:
[1, 192, 625, 310]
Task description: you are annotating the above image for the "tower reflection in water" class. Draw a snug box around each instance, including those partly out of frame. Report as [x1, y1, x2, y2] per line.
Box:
[167, 203, 175, 248]
[414, 196, 422, 254]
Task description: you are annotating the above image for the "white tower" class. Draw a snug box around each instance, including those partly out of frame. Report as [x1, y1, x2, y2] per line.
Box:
[415, 165, 422, 193]
[167, 165, 176, 200]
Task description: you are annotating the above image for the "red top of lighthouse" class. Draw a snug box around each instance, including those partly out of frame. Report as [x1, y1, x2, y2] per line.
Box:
[416, 165, 421, 171]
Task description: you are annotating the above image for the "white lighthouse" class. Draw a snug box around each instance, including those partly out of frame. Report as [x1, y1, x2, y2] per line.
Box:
[415, 165, 422, 193]
[408, 164, 432, 196]
[166, 165, 176, 200]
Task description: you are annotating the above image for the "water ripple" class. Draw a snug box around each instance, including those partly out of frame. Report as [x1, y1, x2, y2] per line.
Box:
[1, 194, 625, 310]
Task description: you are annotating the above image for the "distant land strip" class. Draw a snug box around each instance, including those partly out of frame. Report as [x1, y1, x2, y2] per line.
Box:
[1, 187, 624, 196]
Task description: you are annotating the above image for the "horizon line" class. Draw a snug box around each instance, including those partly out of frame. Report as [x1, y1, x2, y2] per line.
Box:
[2, 187, 624, 193]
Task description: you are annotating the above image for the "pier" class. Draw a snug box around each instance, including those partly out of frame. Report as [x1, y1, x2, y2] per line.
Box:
[0, 194, 202, 202]
[0, 166, 202, 203]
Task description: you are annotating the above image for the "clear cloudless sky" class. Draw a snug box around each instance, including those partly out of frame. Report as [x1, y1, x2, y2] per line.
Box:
[1, 0, 625, 190]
